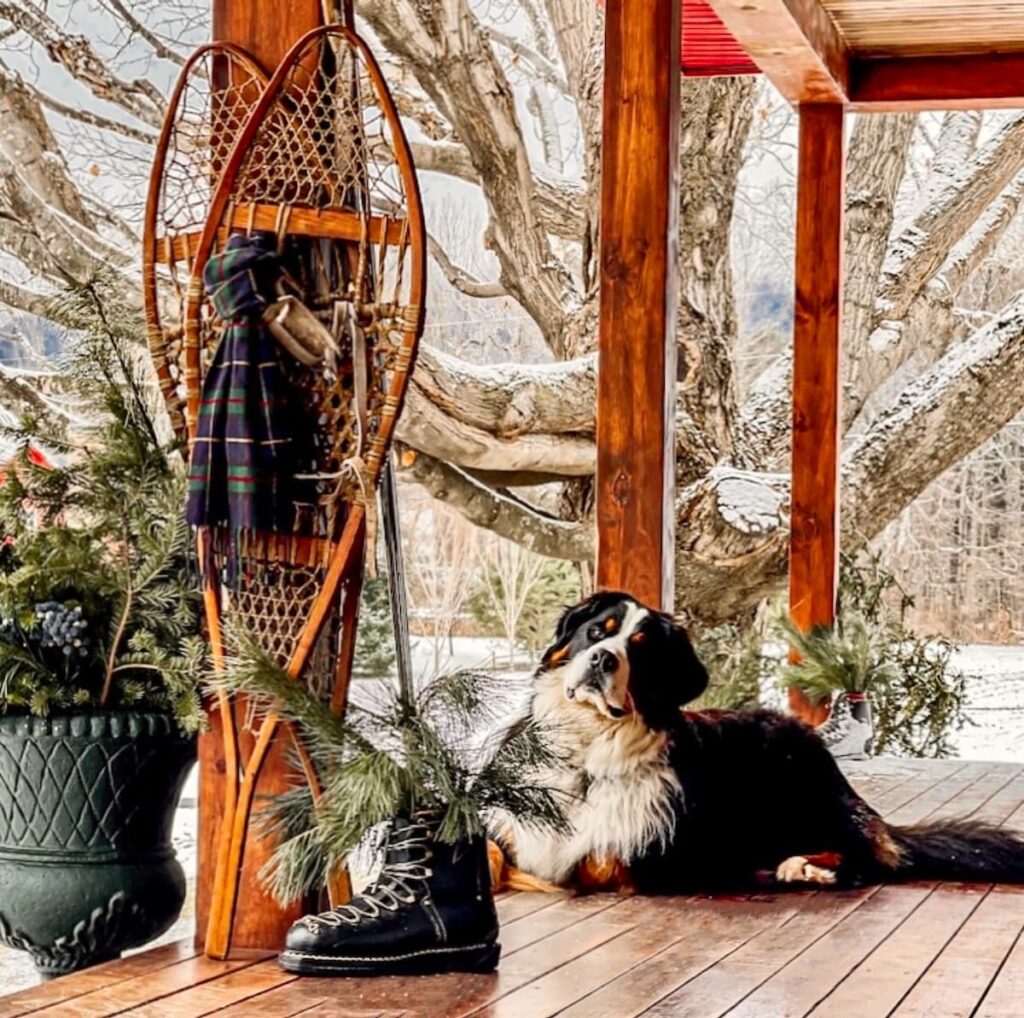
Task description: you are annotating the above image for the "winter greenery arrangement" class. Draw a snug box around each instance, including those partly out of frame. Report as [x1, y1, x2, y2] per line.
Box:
[213, 631, 567, 904]
[778, 609, 900, 699]
[695, 553, 968, 757]
[0, 284, 206, 733]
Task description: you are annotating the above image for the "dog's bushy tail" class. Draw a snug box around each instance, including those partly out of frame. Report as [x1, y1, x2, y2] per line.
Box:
[889, 819, 1024, 882]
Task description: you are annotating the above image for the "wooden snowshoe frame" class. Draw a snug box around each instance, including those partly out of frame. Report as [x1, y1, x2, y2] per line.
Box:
[179, 25, 425, 959]
[143, 43, 268, 445]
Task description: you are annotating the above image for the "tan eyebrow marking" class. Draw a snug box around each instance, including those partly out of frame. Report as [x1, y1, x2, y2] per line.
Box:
[604, 617, 619, 633]
[549, 645, 569, 663]
[630, 631, 646, 644]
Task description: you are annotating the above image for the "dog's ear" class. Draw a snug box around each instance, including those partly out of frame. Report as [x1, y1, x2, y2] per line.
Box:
[540, 591, 631, 670]
[660, 614, 709, 706]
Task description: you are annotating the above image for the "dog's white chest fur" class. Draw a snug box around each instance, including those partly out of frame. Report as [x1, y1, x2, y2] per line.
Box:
[496, 676, 681, 885]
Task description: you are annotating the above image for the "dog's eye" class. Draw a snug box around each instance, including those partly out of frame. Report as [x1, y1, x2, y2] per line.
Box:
[629, 631, 647, 645]
[587, 624, 604, 641]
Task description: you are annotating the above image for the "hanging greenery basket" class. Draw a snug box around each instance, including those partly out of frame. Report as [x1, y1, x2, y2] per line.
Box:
[0, 711, 194, 979]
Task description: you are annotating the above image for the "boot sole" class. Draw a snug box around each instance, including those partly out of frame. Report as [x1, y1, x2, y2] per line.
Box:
[278, 940, 501, 977]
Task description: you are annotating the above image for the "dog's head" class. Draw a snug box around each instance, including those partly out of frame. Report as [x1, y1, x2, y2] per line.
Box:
[538, 591, 708, 728]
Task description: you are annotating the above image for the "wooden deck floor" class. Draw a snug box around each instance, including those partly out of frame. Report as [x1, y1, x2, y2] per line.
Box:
[3, 758, 1024, 1018]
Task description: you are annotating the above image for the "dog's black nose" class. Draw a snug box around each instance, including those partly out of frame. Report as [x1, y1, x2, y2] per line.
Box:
[590, 649, 618, 676]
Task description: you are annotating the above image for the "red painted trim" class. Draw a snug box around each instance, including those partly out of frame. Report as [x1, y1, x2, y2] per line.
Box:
[596, 0, 760, 76]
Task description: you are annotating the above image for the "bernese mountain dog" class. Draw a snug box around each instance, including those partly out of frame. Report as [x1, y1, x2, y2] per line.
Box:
[488, 590, 1024, 895]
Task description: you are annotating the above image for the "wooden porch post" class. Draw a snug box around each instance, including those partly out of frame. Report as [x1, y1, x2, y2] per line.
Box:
[788, 103, 845, 725]
[596, 0, 681, 612]
[194, 0, 323, 953]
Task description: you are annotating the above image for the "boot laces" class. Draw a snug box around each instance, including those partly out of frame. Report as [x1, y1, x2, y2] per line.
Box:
[300, 823, 434, 931]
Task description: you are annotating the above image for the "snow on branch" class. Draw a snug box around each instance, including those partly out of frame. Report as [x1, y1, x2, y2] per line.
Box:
[677, 292, 1024, 624]
[874, 113, 1024, 330]
[844, 290, 1024, 540]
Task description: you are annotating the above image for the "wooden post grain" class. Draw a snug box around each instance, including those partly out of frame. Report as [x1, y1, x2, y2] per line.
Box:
[595, 0, 681, 612]
[788, 103, 845, 726]
[195, 0, 323, 954]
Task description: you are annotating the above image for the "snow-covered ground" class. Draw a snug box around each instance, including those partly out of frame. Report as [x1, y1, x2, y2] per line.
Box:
[947, 644, 1024, 761]
[1, 639, 1022, 994]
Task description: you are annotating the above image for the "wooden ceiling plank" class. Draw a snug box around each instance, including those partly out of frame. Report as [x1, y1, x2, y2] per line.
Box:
[850, 52, 1024, 111]
[705, 0, 850, 103]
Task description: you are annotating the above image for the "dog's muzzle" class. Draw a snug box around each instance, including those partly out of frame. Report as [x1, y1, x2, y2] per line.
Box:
[566, 649, 629, 718]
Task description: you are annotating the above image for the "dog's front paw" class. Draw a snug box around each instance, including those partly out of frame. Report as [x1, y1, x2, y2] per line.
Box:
[775, 855, 837, 885]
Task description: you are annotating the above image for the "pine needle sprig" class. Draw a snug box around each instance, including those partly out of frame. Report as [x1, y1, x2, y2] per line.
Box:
[777, 608, 900, 699]
[214, 633, 570, 906]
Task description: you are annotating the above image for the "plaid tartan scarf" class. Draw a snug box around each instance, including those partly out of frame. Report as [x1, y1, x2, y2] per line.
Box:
[186, 233, 305, 538]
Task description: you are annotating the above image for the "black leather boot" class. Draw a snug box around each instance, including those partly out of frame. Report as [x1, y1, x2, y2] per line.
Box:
[278, 812, 501, 976]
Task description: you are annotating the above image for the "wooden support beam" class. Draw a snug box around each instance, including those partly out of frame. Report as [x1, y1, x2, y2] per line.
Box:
[196, 0, 323, 956]
[850, 53, 1024, 111]
[595, 0, 680, 612]
[212, 0, 320, 73]
[705, 0, 849, 104]
[788, 104, 844, 727]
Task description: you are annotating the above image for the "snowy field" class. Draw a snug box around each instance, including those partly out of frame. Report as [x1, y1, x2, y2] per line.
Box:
[1, 638, 1021, 993]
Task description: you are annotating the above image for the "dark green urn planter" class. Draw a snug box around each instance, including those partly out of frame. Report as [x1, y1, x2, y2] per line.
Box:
[0, 711, 195, 979]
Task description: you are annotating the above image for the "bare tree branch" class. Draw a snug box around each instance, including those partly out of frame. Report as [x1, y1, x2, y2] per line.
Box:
[360, 0, 577, 351]
[874, 113, 1024, 330]
[410, 139, 585, 238]
[398, 445, 594, 561]
[20, 73, 157, 144]
[427, 234, 507, 299]
[100, 0, 187, 67]
[855, 172, 1024, 423]
[397, 383, 595, 476]
[677, 292, 1024, 624]
[486, 27, 568, 92]
[0, 2, 164, 128]
[0, 275, 52, 317]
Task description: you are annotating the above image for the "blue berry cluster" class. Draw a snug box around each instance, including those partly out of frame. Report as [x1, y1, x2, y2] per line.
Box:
[34, 602, 89, 658]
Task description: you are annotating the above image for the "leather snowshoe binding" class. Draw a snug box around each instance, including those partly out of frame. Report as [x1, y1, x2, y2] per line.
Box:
[279, 813, 500, 976]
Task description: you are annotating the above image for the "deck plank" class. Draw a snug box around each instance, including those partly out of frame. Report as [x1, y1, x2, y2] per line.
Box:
[889, 884, 1024, 1018]
[928, 764, 1022, 821]
[120, 958, 295, 1017]
[214, 905, 632, 1018]
[809, 883, 988, 1017]
[966, 768, 1024, 827]
[973, 899, 1024, 1017]
[23, 953, 271, 1018]
[641, 887, 883, 1018]
[865, 759, 968, 818]
[2, 760, 1022, 1018]
[883, 762, 994, 826]
[0, 942, 199, 1018]
[727, 883, 951, 1018]
[471, 896, 695, 1017]
[494, 892, 562, 924]
[498, 892, 620, 953]
[552, 894, 807, 1018]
